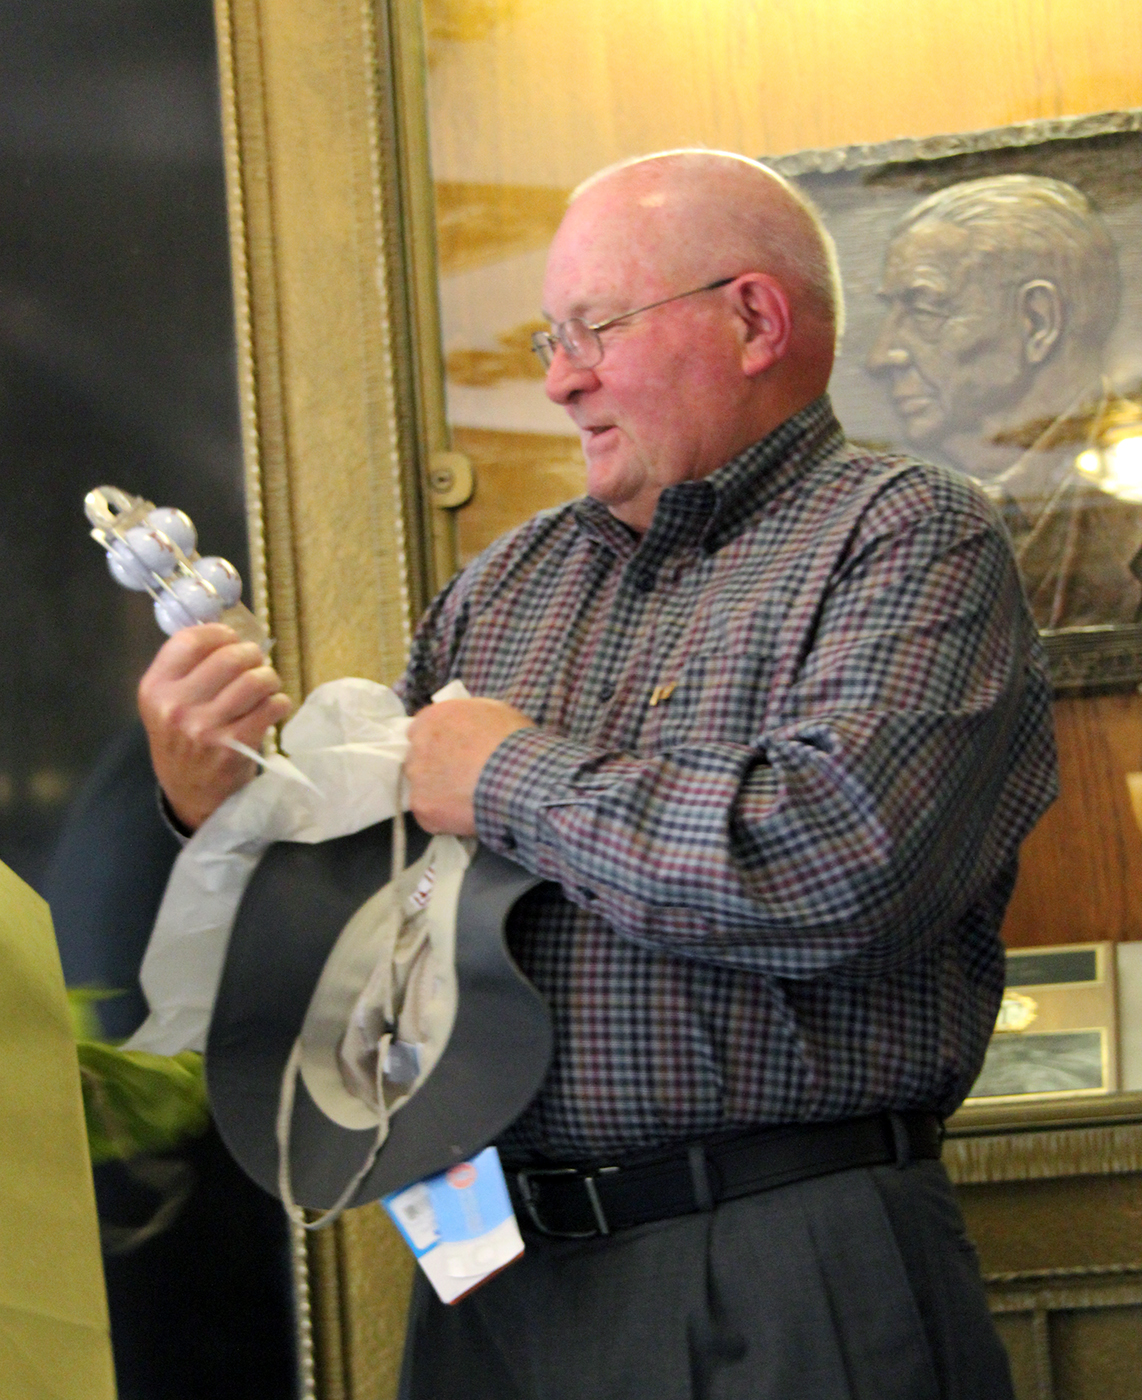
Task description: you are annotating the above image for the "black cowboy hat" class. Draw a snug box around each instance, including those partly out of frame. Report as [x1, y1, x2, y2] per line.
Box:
[205, 815, 553, 1209]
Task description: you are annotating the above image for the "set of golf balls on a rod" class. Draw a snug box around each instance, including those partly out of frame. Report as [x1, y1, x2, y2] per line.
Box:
[85, 485, 258, 639]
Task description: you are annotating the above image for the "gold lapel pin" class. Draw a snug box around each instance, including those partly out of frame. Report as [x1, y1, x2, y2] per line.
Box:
[649, 681, 677, 707]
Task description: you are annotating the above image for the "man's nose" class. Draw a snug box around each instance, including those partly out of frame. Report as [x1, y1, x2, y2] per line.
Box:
[866, 317, 910, 374]
[544, 346, 599, 404]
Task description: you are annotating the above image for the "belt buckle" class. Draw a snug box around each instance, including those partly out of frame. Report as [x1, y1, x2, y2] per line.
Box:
[515, 1165, 614, 1238]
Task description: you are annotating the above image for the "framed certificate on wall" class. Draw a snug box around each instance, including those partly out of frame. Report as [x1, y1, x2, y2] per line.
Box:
[966, 942, 1118, 1103]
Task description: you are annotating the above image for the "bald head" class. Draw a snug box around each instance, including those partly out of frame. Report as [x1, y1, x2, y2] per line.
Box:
[569, 150, 843, 345]
[539, 151, 842, 530]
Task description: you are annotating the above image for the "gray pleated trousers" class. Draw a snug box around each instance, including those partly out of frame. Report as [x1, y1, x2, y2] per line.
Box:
[398, 1160, 1013, 1400]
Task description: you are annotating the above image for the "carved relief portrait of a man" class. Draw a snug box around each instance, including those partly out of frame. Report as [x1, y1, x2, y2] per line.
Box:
[866, 174, 1142, 631]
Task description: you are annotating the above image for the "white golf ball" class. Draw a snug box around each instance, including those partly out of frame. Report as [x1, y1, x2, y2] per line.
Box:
[167, 575, 224, 624]
[106, 539, 153, 591]
[154, 592, 197, 635]
[145, 507, 197, 556]
[194, 556, 242, 608]
[123, 525, 179, 577]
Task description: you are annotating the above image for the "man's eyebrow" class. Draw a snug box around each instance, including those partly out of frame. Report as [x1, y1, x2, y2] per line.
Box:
[542, 298, 602, 322]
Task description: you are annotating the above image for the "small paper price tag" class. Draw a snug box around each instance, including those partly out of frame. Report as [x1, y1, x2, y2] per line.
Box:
[383, 1146, 524, 1304]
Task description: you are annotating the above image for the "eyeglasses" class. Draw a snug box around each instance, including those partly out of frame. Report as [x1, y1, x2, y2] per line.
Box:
[531, 277, 736, 371]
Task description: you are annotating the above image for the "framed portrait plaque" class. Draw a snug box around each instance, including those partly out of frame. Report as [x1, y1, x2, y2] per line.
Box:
[770, 110, 1142, 693]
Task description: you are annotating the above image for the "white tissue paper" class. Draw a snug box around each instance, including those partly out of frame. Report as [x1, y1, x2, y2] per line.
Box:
[125, 677, 469, 1056]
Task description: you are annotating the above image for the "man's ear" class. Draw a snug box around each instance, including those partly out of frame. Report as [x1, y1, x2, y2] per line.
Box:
[733, 274, 792, 376]
[1019, 279, 1063, 366]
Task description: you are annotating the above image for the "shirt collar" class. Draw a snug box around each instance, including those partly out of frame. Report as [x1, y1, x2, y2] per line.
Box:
[571, 395, 845, 568]
[697, 394, 845, 551]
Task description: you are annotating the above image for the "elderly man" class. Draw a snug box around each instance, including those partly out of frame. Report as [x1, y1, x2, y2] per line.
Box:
[140, 151, 1056, 1400]
[867, 173, 1142, 629]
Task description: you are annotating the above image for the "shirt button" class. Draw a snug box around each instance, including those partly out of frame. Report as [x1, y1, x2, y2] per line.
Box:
[598, 684, 615, 703]
[578, 887, 598, 902]
[501, 831, 516, 850]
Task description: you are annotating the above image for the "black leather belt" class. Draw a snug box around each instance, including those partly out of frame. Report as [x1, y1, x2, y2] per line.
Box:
[506, 1111, 943, 1239]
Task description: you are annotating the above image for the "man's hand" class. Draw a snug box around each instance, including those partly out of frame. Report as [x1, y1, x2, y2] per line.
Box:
[405, 698, 535, 835]
[137, 624, 293, 831]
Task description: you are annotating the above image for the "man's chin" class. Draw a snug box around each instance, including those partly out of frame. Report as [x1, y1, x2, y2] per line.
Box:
[581, 424, 620, 458]
[583, 444, 634, 498]
[584, 469, 658, 529]
[893, 404, 946, 447]
[585, 477, 633, 511]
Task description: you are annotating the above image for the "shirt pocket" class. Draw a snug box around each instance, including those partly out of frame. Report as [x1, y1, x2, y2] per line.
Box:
[636, 648, 763, 751]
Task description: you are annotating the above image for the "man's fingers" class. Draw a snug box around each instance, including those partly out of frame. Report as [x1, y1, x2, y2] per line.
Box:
[162, 667, 287, 748]
[142, 638, 266, 714]
[141, 623, 242, 684]
[180, 641, 269, 705]
[404, 697, 534, 837]
[201, 662, 286, 728]
[225, 690, 294, 750]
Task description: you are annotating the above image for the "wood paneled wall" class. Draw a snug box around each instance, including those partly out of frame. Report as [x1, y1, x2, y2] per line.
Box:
[1004, 695, 1142, 947]
[425, 0, 1142, 187]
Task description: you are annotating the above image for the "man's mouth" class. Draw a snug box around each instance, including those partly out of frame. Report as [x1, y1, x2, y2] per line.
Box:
[893, 394, 934, 417]
[889, 376, 939, 419]
[581, 424, 616, 447]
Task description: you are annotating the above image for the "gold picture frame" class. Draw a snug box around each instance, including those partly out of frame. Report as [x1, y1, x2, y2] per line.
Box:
[769, 112, 1142, 693]
[966, 942, 1118, 1105]
[210, 0, 448, 1395]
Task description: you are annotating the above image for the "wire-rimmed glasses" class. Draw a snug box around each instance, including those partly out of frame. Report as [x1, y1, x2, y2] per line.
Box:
[530, 277, 736, 371]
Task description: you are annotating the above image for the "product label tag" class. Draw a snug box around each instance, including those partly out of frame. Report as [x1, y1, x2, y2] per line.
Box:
[382, 1146, 524, 1303]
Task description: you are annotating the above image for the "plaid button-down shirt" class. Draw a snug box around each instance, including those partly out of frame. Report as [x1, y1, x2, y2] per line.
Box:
[398, 396, 1057, 1161]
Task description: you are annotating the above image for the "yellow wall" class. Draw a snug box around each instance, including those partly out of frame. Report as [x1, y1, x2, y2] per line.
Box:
[426, 0, 1142, 187]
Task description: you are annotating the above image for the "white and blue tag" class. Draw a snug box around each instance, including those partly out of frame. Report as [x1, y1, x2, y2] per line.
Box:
[382, 1146, 524, 1304]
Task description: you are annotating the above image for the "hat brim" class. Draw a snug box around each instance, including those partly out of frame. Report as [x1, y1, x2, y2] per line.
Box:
[206, 816, 553, 1207]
